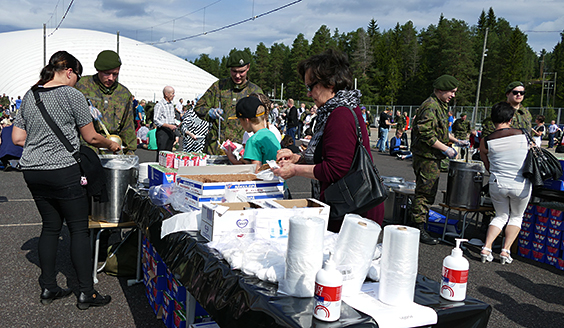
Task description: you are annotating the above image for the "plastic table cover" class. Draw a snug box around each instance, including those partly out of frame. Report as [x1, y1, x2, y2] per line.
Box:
[122, 188, 491, 328]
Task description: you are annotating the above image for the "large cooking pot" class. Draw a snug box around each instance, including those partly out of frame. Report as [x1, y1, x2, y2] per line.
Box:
[446, 159, 485, 210]
[91, 155, 139, 223]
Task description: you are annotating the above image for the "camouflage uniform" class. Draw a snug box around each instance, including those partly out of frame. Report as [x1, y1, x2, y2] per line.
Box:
[0, 96, 10, 110]
[194, 78, 263, 155]
[411, 93, 450, 223]
[75, 74, 136, 154]
[481, 106, 532, 137]
[452, 118, 471, 140]
[395, 113, 407, 131]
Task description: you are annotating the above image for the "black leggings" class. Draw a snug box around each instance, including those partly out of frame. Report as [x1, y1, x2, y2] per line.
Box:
[23, 165, 93, 293]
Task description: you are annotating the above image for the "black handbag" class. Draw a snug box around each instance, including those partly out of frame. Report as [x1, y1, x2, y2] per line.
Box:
[521, 129, 563, 186]
[33, 90, 108, 201]
[323, 107, 388, 219]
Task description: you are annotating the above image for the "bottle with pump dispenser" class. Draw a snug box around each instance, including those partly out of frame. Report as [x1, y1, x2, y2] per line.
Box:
[313, 256, 343, 322]
[440, 238, 469, 301]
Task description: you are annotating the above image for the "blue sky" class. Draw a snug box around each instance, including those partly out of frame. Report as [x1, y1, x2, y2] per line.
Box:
[1, 0, 563, 61]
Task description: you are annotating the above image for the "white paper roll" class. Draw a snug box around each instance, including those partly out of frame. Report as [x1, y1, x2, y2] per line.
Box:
[332, 214, 382, 297]
[379, 225, 420, 306]
[278, 216, 325, 297]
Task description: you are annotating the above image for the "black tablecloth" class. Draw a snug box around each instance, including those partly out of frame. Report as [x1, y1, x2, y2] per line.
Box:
[123, 188, 491, 328]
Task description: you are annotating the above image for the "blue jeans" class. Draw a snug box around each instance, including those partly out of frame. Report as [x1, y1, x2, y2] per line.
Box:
[378, 128, 389, 152]
[287, 126, 297, 143]
[548, 133, 555, 148]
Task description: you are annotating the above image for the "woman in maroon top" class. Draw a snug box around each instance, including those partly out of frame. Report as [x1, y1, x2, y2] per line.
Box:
[273, 49, 384, 232]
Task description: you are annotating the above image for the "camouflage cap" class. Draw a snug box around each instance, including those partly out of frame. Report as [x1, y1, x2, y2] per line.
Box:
[505, 81, 524, 94]
[94, 50, 122, 71]
[230, 96, 265, 119]
[226, 50, 251, 68]
[433, 75, 459, 91]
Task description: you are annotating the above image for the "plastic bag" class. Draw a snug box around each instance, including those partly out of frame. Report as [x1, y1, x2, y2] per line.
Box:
[99, 155, 140, 170]
[148, 185, 174, 206]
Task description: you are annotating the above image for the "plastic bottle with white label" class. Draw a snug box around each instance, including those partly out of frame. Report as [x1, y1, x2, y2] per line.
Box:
[440, 238, 469, 301]
[313, 257, 343, 322]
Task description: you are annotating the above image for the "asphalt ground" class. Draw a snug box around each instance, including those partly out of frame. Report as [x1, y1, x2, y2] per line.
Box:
[1, 128, 563, 327]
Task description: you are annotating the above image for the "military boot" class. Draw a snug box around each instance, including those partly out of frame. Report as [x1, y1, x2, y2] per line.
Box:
[416, 222, 438, 245]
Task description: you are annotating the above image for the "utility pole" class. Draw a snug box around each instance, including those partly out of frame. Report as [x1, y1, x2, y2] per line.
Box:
[43, 24, 46, 67]
[472, 28, 488, 126]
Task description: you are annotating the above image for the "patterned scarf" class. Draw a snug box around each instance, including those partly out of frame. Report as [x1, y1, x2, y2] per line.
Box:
[303, 89, 361, 164]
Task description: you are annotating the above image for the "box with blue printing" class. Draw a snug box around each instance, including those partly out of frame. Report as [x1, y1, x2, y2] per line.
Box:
[545, 254, 559, 267]
[532, 250, 546, 263]
[523, 212, 535, 222]
[549, 209, 564, 220]
[533, 233, 547, 244]
[536, 215, 549, 226]
[519, 230, 533, 241]
[521, 220, 534, 232]
[548, 218, 563, 230]
[546, 236, 561, 248]
[532, 241, 546, 253]
[536, 205, 549, 217]
[534, 223, 548, 236]
[547, 227, 562, 239]
[518, 238, 532, 249]
[518, 246, 532, 259]
[546, 245, 561, 257]
[525, 204, 536, 214]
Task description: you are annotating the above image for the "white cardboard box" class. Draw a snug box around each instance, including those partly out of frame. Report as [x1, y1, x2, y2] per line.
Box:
[199, 199, 330, 242]
[181, 189, 283, 209]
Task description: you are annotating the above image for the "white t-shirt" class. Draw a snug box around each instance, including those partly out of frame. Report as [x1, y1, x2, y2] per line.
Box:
[243, 123, 282, 145]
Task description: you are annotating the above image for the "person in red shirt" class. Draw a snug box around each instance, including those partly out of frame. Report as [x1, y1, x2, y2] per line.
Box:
[273, 49, 384, 232]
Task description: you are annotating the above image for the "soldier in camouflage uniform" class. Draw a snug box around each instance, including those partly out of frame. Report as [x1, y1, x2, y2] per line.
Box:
[75, 50, 136, 155]
[395, 110, 406, 131]
[411, 75, 468, 245]
[452, 114, 472, 140]
[481, 81, 531, 138]
[195, 50, 263, 155]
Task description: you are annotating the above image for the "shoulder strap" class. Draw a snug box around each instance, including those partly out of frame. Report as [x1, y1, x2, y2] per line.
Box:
[33, 90, 81, 163]
[344, 105, 363, 144]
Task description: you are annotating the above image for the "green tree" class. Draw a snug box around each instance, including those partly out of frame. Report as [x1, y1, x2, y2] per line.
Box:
[310, 25, 334, 56]
[254, 42, 270, 93]
[287, 33, 309, 100]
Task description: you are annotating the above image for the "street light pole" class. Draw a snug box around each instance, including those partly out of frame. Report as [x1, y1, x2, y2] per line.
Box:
[472, 28, 488, 126]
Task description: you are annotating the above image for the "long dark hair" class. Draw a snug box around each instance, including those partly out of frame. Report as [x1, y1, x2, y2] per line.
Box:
[32, 51, 83, 90]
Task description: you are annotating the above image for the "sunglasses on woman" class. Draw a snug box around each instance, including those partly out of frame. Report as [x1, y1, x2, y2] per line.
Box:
[512, 90, 525, 96]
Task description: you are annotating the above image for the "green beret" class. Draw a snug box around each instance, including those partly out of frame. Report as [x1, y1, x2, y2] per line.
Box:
[505, 81, 524, 94]
[433, 75, 459, 90]
[94, 50, 122, 71]
[226, 50, 250, 68]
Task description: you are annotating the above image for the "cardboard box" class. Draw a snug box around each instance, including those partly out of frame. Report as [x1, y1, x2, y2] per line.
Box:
[533, 233, 546, 244]
[536, 206, 549, 217]
[518, 246, 532, 259]
[200, 199, 330, 242]
[547, 227, 562, 239]
[548, 218, 563, 230]
[555, 258, 564, 271]
[532, 241, 546, 253]
[521, 221, 534, 232]
[534, 223, 548, 236]
[519, 230, 533, 241]
[525, 204, 536, 214]
[536, 215, 549, 226]
[523, 212, 535, 222]
[545, 254, 559, 267]
[546, 236, 561, 248]
[532, 250, 546, 263]
[149, 164, 177, 187]
[549, 209, 564, 220]
[546, 245, 560, 257]
[159, 151, 176, 168]
[518, 238, 532, 249]
[176, 165, 283, 196]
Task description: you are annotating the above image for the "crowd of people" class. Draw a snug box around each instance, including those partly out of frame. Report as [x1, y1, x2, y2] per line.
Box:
[3, 45, 564, 312]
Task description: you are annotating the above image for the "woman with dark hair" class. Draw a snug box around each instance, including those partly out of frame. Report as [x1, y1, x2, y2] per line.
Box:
[12, 51, 119, 309]
[479, 101, 531, 264]
[272, 49, 384, 232]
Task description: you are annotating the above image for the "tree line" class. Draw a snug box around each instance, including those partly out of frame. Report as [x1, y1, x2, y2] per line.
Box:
[190, 8, 564, 112]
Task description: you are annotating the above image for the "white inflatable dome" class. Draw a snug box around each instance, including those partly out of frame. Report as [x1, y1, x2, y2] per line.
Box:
[0, 28, 217, 103]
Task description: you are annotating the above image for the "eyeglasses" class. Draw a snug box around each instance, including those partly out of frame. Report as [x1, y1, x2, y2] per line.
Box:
[306, 81, 319, 92]
[512, 90, 525, 96]
[72, 69, 81, 82]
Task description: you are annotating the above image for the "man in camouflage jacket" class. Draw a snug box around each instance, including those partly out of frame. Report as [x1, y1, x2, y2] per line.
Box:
[452, 114, 472, 140]
[75, 50, 136, 154]
[194, 50, 263, 155]
[481, 81, 531, 138]
[411, 75, 467, 245]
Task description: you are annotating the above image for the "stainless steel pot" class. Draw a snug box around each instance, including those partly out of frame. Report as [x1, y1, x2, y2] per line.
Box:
[91, 155, 139, 223]
[446, 160, 485, 210]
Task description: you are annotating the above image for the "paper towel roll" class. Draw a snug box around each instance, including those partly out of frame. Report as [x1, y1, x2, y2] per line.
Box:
[278, 216, 325, 297]
[379, 225, 420, 306]
[332, 214, 382, 297]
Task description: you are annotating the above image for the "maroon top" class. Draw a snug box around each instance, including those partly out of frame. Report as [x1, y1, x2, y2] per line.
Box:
[313, 105, 384, 226]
